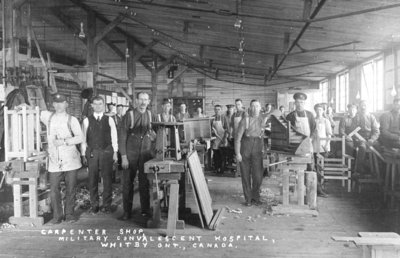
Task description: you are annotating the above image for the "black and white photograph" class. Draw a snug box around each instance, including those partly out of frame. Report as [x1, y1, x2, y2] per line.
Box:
[1, 0, 400, 257]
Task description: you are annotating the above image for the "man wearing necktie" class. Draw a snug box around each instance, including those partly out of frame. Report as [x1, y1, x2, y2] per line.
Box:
[81, 96, 119, 214]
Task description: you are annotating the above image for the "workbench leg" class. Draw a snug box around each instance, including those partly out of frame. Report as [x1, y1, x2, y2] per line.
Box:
[13, 183, 22, 217]
[29, 178, 38, 218]
[167, 182, 179, 237]
[148, 180, 161, 228]
[391, 164, 396, 209]
[384, 164, 390, 203]
[297, 170, 304, 206]
[282, 169, 289, 205]
[305, 171, 317, 210]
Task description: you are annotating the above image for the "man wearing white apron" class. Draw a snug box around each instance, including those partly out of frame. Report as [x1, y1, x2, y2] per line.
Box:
[211, 104, 228, 173]
[287, 93, 326, 197]
[235, 99, 267, 206]
[313, 103, 332, 154]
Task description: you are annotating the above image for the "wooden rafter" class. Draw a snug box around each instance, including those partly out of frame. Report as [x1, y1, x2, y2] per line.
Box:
[132, 40, 159, 63]
[94, 14, 125, 45]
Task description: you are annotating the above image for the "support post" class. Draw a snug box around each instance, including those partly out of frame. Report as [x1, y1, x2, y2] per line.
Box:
[127, 37, 136, 103]
[297, 170, 304, 205]
[151, 54, 158, 113]
[305, 171, 317, 209]
[86, 9, 97, 93]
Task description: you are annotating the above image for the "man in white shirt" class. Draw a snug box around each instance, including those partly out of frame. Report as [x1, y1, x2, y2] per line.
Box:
[18, 93, 84, 224]
[81, 96, 118, 214]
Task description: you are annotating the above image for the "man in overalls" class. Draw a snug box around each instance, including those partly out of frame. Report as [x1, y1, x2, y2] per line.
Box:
[81, 96, 119, 214]
[211, 104, 228, 174]
[286, 93, 327, 197]
[119, 92, 157, 220]
[235, 99, 267, 206]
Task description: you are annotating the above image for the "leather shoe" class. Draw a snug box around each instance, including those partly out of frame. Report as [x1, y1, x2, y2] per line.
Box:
[88, 206, 99, 214]
[47, 218, 62, 225]
[118, 212, 131, 221]
[65, 215, 77, 223]
[252, 199, 263, 206]
[317, 191, 328, 198]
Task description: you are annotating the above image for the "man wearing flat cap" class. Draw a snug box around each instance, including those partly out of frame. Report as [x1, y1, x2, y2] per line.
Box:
[379, 96, 400, 149]
[17, 93, 84, 224]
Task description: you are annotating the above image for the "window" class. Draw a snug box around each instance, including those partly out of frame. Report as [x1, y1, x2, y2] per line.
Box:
[336, 72, 349, 112]
[319, 80, 329, 103]
[361, 58, 384, 112]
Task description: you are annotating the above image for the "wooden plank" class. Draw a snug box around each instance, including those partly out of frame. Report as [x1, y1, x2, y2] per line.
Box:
[272, 205, 319, 217]
[188, 169, 205, 229]
[29, 180, 38, 217]
[166, 183, 179, 237]
[306, 171, 317, 210]
[132, 40, 158, 63]
[358, 232, 400, 238]
[332, 237, 400, 246]
[210, 207, 225, 230]
[297, 170, 304, 205]
[187, 151, 213, 225]
[282, 169, 290, 205]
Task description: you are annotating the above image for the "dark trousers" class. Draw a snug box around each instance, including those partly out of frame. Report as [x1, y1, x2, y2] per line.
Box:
[49, 170, 77, 220]
[213, 149, 223, 172]
[240, 137, 264, 202]
[122, 135, 152, 214]
[86, 146, 114, 208]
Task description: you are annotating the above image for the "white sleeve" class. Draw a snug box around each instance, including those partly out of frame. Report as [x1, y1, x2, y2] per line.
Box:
[80, 118, 89, 155]
[109, 117, 119, 152]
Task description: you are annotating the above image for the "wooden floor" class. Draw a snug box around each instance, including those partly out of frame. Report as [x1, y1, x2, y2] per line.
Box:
[0, 170, 399, 258]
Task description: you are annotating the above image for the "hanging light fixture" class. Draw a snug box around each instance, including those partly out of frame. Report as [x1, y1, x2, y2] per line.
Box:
[125, 48, 130, 58]
[234, 17, 242, 30]
[238, 39, 245, 53]
[79, 22, 86, 39]
[240, 56, 245, 66]
[356, 90, 361, 100]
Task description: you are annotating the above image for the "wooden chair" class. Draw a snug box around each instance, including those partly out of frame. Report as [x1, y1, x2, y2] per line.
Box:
[316, 136, 354, 192]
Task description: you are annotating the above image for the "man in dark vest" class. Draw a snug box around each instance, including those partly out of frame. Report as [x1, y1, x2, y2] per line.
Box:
[119, 92, 157, 220]
[81, 96, 119, 214]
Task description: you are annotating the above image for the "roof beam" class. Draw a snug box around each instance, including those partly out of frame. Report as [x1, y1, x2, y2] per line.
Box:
[270, 0, 328, 80]
[13, 0, 28, 9]
[132, 40, 159, 63]
[94, 14, 125, 45]
[69, 0, 165, 61]
[309, 3, 400, 23]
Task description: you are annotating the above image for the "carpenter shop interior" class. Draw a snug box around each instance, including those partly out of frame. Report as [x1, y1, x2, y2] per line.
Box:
[1, 1, 400, 257]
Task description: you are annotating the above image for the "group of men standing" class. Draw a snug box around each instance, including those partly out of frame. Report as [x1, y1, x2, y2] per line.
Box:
[18, 92, 166, 224]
